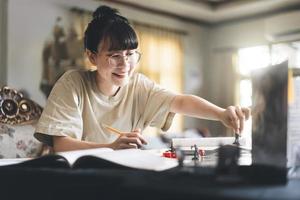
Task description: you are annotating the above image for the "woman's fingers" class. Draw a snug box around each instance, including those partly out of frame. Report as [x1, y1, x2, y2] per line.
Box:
[242, 107, 251, 120]
[125, 130, 148, 145]
[119, 143, 138, 149]
[225, 106, 251, 134]
[235, 106, 245, 133]
[228, 106, 240, 133]
[119, 136, 143, 148]
[111, 129, 148, 150]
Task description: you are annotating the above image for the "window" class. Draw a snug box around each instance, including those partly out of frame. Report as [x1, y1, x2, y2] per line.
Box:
[238, 46, 270, 78]
[271, 42, 300, 67]
[237, 41, 300, 147]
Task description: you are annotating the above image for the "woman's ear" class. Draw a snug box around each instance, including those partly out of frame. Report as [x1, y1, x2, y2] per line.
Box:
[86, 50, 97, 65]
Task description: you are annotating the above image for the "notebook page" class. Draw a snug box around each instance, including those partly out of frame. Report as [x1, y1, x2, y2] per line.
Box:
[57, 148, 113, 165]
[96, 149, 178, 171]
[58, 148, 178, 171]
[100, 149, 178, 171]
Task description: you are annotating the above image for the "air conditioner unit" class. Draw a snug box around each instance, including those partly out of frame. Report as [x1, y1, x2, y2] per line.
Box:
[265, 11, 300, 43]
[266, 29, 300, 43]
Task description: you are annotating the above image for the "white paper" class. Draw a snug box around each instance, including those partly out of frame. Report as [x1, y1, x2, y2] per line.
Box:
[172, 137, 246, 148]
[57, 148, 113, 165]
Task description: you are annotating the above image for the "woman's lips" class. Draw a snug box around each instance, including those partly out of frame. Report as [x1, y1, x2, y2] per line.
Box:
[112, 72, 127, 78]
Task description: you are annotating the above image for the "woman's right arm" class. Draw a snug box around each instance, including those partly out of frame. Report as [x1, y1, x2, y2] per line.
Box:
[52, 129, 147, 152]
[53, 136, 110, 152]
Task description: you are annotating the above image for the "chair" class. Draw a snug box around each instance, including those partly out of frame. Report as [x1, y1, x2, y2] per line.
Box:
[0, 86, 44, 158]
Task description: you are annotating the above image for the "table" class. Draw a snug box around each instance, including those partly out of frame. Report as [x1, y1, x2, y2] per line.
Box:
[0, 165, 299, 200]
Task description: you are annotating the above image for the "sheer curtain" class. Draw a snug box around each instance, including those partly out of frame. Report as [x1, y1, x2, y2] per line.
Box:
[133, 23, 184, 135]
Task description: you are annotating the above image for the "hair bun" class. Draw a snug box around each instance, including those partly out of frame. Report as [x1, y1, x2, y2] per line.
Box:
[92, 6, 118, 20]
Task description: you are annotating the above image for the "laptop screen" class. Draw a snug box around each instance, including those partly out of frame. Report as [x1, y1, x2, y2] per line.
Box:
[251, 61, 288, 168]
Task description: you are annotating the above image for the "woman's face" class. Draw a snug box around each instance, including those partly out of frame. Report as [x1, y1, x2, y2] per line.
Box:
[94, 41, 139, 87]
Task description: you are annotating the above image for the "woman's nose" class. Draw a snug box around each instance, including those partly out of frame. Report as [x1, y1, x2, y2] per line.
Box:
[115, 58, 130, 69]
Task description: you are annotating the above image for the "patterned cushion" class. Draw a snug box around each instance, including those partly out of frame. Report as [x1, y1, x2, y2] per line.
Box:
[0, 123, 43, 158]
[0, 86, 44, 158]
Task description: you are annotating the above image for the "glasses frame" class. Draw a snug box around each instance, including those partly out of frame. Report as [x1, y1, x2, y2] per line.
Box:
[107, 51, 141, 67]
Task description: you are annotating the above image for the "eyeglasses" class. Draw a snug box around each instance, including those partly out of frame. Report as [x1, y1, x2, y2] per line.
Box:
[107, 51, 141, 67]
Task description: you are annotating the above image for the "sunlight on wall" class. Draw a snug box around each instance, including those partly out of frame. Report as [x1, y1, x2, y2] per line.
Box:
[238, 46, 270, 76]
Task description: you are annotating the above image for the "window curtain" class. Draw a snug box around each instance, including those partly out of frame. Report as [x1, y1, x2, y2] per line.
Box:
[133, 23, 184, 134]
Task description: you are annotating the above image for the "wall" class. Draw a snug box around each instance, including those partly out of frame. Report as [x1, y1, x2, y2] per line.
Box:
[6, 0, 207, 131]
[7, 0, 73, 104]
[7, 0, 206, 103]
[210, 10, 300, 50]
[0, 0, 8, 85]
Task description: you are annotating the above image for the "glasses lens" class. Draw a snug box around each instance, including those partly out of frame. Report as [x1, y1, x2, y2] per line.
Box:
[129, 52, 141, 64]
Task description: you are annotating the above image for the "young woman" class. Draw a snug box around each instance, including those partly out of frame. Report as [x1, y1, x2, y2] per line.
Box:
[34, 6, 250, 152]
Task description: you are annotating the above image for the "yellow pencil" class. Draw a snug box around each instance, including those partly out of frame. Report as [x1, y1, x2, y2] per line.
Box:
[103, 124, 124, 136]
[103, 124, 146, 148]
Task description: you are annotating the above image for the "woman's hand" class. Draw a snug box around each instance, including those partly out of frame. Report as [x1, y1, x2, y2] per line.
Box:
[219, 106, 251, 134]
[109, 129, 148, 150]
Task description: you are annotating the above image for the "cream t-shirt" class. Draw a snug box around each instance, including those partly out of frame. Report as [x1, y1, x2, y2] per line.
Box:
[35, 70, 177, 146]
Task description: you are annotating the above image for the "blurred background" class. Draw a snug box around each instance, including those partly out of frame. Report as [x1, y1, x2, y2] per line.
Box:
[1, 0, 300, 141]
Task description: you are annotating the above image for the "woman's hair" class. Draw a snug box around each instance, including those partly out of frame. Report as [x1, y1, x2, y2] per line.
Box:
[84, 5, 138, 53]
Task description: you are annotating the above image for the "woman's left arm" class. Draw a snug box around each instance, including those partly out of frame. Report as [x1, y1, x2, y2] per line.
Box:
[170, 94, 251, 133]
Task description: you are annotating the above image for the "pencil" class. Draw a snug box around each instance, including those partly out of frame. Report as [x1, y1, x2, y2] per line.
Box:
[103, 124, 124, 136]
[103, 124, 146, 148]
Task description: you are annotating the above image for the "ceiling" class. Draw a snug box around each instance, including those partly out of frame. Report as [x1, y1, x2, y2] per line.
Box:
[100, 0, 300, 25]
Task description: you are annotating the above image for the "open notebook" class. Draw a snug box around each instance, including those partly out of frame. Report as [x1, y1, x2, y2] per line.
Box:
[0, 148, 179, 171]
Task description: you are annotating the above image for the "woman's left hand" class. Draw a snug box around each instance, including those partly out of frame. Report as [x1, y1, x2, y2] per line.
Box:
[219, 106, 251, 134]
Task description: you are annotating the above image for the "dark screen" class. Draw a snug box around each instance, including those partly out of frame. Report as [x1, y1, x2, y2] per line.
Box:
[251, 61, 288, 167]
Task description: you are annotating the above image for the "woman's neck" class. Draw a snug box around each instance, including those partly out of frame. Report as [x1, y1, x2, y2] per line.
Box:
[96, 74, 120, 96]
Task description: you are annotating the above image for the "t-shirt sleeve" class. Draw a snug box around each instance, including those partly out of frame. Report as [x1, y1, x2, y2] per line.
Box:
[34, 71, 83, 146]
[137, 75, 177, 131]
